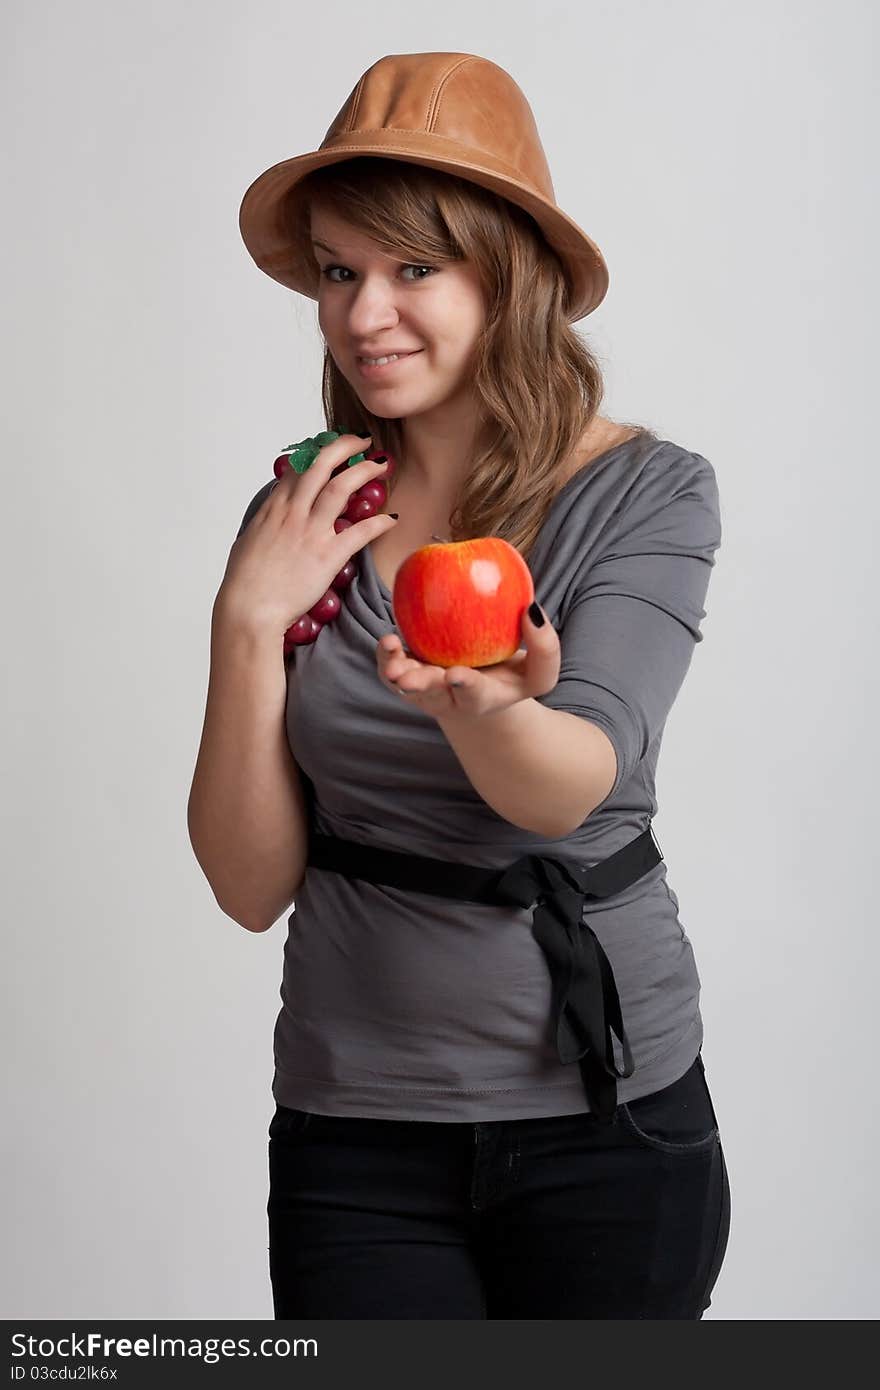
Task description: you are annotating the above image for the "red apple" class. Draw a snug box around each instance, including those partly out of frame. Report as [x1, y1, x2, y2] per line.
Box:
[392, 538, 535, 668]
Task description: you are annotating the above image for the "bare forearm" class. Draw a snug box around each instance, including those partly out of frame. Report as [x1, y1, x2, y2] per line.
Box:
[187, 603, 308, 932]
[436, 699, 617, 838]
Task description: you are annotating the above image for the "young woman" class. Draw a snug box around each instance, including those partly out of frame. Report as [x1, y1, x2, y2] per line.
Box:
[188, 52, 731, 1319]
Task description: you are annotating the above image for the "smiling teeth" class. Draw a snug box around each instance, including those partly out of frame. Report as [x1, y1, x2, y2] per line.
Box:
[362, 354, 401, 365]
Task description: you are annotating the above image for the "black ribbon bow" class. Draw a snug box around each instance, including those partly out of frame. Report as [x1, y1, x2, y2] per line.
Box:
[493, 854, 635, 1122]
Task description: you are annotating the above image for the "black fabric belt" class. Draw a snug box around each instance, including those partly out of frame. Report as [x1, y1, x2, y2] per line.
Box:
[305, 823, 664, 1124]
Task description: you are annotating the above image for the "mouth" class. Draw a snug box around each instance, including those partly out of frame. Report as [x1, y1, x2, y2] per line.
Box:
[356, 350, 423, 378]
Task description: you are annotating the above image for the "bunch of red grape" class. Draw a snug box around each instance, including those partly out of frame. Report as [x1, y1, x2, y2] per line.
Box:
[271, 440, 397, 653]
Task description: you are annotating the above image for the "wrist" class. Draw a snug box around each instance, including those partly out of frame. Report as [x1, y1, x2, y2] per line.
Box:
[436, 695, 536, 732]
[212, 591, 281, 650]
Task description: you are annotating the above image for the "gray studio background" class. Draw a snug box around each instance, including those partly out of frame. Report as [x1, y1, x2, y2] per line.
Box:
[2, 0, 875, 1320]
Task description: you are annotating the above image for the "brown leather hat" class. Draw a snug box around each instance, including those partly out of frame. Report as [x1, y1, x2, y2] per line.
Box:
[238, 52, 609, 322]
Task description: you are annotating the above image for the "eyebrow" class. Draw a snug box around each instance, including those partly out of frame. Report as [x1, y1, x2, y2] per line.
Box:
[311, 239, 411, 261]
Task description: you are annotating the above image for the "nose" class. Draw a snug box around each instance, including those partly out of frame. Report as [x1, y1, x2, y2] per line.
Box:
[344, 277, 403, 340]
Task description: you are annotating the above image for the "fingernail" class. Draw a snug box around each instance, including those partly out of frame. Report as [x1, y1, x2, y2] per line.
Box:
[529, 601, 545, 627]
[389, 512, 399, 519]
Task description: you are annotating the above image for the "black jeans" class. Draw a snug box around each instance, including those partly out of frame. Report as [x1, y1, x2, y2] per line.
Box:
[267, 1050, 731, 1319]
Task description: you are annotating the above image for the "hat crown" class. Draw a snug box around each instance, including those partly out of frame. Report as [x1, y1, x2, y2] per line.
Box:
[321, 52, 555, 202]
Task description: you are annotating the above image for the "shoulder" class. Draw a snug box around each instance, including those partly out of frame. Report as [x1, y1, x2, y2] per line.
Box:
[559, 432, 720, 524]
[558, 436, 722, 564]
[582, 430, 719, 510]
[613, 441, 722, 556]
[630, 440, 718, 506]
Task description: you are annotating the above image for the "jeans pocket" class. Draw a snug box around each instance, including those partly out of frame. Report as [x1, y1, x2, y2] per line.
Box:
[268, 1103, 313, 1142]
[618, 1053, 719, 1155]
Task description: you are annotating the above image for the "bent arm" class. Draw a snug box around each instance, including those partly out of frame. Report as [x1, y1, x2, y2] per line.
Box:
[436, 699, 617, 838]
[187, 602, 308, 933]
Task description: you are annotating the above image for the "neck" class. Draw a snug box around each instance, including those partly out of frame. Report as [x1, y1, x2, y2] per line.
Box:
[396, 404, 482, 500]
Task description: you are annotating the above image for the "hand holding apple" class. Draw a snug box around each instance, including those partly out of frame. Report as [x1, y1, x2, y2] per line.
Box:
[376, 597, 561, 722]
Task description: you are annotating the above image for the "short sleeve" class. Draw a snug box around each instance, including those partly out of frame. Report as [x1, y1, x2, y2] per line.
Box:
[235, 479, 276, 540]
[539, 453, 722, 801]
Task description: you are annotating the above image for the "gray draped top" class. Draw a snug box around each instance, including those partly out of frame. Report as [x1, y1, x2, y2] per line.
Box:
[235, 432, 723, 1121]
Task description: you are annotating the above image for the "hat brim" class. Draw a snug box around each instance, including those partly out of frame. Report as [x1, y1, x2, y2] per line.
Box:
[238, 131, 609, 321]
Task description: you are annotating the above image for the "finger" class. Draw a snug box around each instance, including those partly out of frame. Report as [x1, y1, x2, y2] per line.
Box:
[275, 434, 357, 491]
[387, 639, 416, 662]
[311, 451, 393, 529]
[519, 600, 561, 693]
[405, 681, 448, 697]
[442, 656, 478, 688]
[379, 635, 421, 684]
[378, 638, 402, 682]
[277, 433, 372, 506]
[396, 665, 448, 697]
[379, 633, 403, 658]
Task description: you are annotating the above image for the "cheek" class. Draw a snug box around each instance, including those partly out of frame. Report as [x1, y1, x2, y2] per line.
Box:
[445, 295, 484, 345]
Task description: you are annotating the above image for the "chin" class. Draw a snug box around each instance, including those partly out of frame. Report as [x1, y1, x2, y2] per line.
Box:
[356, 388, 424, 413]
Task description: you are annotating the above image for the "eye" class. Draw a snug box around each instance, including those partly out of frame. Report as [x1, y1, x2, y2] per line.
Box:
[320, 264, 437, 283]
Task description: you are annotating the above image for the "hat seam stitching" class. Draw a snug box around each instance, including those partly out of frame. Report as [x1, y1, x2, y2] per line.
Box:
[429, 56, 478, 132]
[345, 74, 367, 134]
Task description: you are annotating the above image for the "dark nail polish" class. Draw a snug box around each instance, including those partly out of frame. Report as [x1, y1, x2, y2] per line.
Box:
[529, 601, 545, 626]
[389, 512, 399, 519]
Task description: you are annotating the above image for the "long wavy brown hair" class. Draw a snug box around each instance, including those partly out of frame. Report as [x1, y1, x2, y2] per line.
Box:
[282, 157, 656, 562]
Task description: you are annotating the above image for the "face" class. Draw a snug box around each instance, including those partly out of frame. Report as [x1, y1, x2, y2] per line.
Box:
[310, 207, 487, 422]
